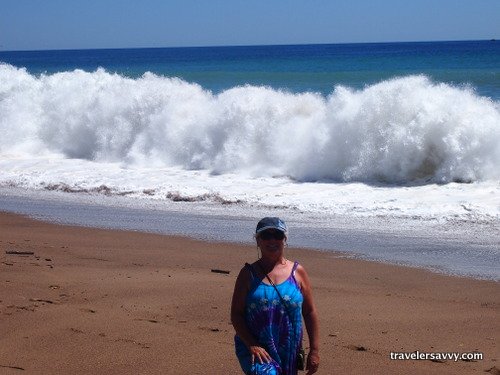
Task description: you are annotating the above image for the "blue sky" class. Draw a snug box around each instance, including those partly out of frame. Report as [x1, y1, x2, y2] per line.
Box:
[1, 0, 499, 51]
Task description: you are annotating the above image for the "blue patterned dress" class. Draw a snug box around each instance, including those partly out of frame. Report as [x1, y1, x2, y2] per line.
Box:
[235, 262, 303, 375]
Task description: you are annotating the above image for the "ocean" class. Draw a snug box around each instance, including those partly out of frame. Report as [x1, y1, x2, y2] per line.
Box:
[1, 40, 499, 279]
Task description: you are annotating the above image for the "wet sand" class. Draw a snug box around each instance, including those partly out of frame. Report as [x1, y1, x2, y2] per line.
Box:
[0, 212, 498, 374]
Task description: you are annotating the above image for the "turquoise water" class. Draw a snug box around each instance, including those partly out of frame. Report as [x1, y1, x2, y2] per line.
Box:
[1, 40, 499, 99]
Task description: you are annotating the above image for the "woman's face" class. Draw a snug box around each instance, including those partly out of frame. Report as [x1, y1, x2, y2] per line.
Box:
[256, 229, 286, 255]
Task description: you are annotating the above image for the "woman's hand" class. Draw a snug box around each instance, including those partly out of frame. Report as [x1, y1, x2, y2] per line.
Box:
[306, 349, 320, 374]
[250, 345, 272, 364]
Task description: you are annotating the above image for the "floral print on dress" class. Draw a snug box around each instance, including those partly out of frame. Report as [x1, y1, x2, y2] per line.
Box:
[235, 262, 303, 375]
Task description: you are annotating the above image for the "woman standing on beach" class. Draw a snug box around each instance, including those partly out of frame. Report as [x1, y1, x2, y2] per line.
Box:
[231, 217, 320, 375]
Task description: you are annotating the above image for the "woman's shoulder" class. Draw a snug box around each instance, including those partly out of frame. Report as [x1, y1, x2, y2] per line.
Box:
[233, 264, 255, 293]
[294, 261, 306, 273]
[293, 262, 311, 288]
[243, 261, 260, 273]
[237, 263, 256, 282]
[238, 263, 251, 274]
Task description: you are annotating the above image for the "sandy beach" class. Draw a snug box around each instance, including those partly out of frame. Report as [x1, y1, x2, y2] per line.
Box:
[0, 211, 498, 374]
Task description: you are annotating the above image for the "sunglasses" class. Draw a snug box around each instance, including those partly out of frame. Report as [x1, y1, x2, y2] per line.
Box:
[259, 231, 285, 241]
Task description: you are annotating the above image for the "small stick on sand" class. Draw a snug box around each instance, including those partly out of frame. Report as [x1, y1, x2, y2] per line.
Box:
[6, 251, 35, 256]
[211, 269, 230, 275]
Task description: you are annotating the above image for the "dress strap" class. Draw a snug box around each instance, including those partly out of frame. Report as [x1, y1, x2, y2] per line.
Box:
[290, 261, 300, 288]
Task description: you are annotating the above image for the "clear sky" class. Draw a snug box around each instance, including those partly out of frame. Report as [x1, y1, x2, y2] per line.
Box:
[1, 0, 499, 51]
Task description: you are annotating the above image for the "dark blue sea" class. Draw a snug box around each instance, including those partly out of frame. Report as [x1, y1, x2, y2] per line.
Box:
[1, 40, 499, 99]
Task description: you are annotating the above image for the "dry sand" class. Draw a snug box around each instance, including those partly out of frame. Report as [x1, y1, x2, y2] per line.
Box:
[0, 211, 498, 374]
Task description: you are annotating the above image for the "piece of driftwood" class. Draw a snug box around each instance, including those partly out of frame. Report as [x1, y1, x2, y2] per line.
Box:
[211, 269, 230, 275]
[6, 251, 34, 255]
[29, 298, 54, 304]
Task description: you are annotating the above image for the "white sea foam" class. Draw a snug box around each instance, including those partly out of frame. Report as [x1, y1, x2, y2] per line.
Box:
[1, 63, 499, 184]
[0, 63, 499, 224]
[1, 63, 499, 278]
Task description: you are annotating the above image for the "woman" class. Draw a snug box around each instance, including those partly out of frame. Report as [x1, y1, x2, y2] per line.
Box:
[231, 217, 320, 375]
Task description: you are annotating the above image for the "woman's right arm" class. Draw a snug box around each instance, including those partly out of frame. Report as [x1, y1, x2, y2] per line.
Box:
[231, 267, 272, 364]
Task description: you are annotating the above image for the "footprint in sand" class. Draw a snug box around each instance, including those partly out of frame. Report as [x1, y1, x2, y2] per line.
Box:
[80, 308, 96, 313]
[134, 318, 159, 323]
[0, 365, 25, 371]
[346, 344, 368, 352]
[486, 366, 500, 375]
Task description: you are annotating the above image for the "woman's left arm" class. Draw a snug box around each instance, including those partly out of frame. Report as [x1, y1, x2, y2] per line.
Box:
[297, 264, 320, 375]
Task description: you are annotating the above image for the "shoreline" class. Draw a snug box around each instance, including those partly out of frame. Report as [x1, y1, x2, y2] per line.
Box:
[1, 189, 499, 281]
[1, 211, 498, 374]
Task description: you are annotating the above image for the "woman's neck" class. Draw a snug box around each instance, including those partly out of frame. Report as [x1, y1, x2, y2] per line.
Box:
[258, 256, 287, 271]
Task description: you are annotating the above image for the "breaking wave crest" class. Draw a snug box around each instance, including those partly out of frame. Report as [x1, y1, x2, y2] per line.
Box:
[1, 63, 499, 184]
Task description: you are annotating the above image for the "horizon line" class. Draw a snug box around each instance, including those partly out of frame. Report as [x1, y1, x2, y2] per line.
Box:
[0, 38, 496, 54]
